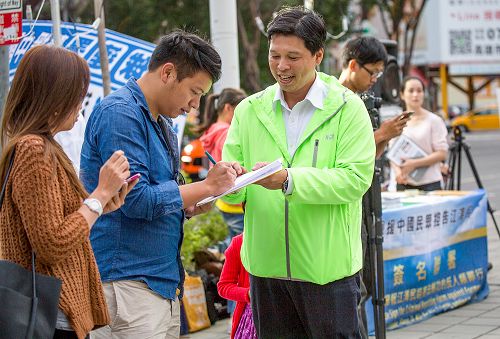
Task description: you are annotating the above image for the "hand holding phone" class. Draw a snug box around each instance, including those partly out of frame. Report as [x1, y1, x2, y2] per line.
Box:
[125, 173, 141, 183]
[399, 111, 414, 120]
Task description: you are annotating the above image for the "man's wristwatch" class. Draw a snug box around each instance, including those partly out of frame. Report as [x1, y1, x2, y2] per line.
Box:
[281, 170, 289, 194]
[83, 198, 103, 217]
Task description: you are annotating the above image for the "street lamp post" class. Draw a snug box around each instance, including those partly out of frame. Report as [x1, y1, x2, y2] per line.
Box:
[209, 0, 240, 93]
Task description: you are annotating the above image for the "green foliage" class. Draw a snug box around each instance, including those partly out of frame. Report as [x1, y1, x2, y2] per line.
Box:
[181, 208, 228, 271]
[70, 1, 354, 92]
[313, 0, 351, 41]
[78, 0, 211, 43]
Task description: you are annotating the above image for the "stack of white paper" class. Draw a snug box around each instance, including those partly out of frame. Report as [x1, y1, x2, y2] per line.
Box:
[196, 158, 283, 206]
[386, 135, 429, 181]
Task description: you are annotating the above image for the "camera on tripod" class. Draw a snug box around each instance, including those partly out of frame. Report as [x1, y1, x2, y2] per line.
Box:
[360, 92, 383, 129]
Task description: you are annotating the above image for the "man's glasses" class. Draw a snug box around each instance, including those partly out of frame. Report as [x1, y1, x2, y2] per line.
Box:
[358, 62, 384, 79]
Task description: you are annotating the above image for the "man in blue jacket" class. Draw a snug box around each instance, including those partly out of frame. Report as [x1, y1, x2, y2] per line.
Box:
[81, 30, 242, 338]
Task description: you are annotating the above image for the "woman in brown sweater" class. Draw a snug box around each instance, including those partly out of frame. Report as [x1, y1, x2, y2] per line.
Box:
[0, 46, 139, 339]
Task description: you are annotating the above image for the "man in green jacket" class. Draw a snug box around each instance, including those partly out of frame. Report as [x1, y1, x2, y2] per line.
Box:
[222, 6, 375, 338]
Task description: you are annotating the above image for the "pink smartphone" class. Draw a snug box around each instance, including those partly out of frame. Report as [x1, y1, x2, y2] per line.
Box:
[125, 173, 141, 183]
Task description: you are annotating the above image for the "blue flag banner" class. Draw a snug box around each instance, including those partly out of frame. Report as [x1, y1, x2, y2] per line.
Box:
[367, 190, 489, 332]
[8, 21, 186, 169]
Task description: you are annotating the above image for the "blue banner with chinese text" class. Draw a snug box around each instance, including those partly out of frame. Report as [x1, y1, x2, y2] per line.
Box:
[367, 190, 489, 332]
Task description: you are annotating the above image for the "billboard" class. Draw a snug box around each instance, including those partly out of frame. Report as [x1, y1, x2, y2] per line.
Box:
[411, 0, 500, 66]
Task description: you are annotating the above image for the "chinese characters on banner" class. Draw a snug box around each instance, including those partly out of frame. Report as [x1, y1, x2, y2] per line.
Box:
[8, 21, 186, 170]
[366, 190, 489, 333]
[0, 0, 22, 46]
[442, 0, 500, 62]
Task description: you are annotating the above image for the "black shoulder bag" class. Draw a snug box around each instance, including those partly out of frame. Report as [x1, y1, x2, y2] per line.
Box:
[0, 149, 62, 339]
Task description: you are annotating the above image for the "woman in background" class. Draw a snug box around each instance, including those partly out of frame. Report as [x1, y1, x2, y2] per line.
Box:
[196, 88, 247, 243]
[0, 45, 138, 339]
[197, 88, 247, 164]
[390, 76, 449, 191]
[196, 88, 247, 328]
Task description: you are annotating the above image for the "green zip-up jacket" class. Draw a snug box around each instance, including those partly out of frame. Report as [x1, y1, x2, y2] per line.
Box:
[222, 73, 375, 285]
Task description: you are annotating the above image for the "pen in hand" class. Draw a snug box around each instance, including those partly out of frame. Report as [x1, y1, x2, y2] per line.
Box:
[205, 150, 245, 176]
[205, 151, 217, 165]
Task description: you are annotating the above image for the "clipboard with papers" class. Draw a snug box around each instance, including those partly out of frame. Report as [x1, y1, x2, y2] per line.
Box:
[386, 135, 429, 181]
[196, 158, 283, 206]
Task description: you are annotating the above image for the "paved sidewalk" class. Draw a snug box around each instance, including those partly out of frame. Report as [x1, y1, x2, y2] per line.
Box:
[187, 213, 500, 339]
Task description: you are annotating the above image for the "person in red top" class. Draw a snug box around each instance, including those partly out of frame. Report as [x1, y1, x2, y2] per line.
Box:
[217, 234, 256, 339]
[197, 88, 247, 244]
[197, 88, 246, 163]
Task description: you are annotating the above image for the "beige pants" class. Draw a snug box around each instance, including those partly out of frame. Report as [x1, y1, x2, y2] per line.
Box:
[91, 280, 180, 339]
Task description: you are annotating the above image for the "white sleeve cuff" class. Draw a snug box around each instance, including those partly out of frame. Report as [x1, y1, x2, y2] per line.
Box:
[284, 170, 294, 195]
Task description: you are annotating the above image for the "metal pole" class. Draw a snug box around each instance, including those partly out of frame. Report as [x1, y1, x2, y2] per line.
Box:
[209, 0, 240, 93]
[94, 0, 111, 96]
[0, 46, 10, 119]
[304, 0, 314, 10]
[50, 0, 62, 46]
[440, 64, 448, 120]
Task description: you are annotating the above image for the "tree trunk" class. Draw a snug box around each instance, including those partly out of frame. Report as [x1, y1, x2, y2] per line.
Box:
[402, 0, 427, 76]
[237, 0, 263, 92]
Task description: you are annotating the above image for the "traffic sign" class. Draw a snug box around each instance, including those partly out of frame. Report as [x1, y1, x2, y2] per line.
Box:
[0, 0, 22, 46]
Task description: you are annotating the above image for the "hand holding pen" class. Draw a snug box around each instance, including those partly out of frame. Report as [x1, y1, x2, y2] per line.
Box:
[205, 150, 246, 177]
[205, 151, 218, 165]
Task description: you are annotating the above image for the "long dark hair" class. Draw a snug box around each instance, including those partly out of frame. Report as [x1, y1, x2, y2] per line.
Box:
[194, 88, 246, 135]
[0, 45, 90, 198]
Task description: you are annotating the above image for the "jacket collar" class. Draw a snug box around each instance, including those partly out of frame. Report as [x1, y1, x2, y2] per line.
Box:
[126, 77, 173, 125]
[250, 73, 351, 164]
[272, 73, 328, 111]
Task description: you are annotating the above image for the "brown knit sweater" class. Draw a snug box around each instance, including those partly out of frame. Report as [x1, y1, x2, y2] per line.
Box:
[0, 135, 110, 339]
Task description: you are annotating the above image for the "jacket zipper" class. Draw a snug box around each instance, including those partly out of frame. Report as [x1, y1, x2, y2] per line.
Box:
[312, 139, 319, 167]
[284, 183, 291, 279]
[283, 94, 347, 280]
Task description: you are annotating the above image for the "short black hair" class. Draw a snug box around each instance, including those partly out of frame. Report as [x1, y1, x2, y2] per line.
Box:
[342, 36, 387, 68]
[267, 6, 326, 55]
[148, 30, 222, 82]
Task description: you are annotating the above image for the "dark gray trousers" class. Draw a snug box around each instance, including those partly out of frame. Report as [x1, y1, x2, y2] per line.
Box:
[250, 274, 361, 339]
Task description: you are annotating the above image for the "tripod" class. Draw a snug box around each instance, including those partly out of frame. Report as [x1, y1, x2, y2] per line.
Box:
[363, 163, 386, 339]
[446, 126, 500, 238]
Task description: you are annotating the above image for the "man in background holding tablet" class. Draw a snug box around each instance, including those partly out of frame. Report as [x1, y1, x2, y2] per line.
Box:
[339, 36, 411, 158]
[339, 36, 411, 338]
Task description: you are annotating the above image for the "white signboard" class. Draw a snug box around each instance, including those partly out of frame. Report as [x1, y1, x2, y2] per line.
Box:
[449, 63, 500, 75]
[410, 0, 500, 66]
[440, 0, 500, 63]
[0, 0, 22, 12]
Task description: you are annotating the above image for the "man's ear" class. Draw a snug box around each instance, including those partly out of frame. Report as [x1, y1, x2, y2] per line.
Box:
[348, 59, 358, 72]
[160, 63, 177, 83]
[315, 48, 324, 65]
